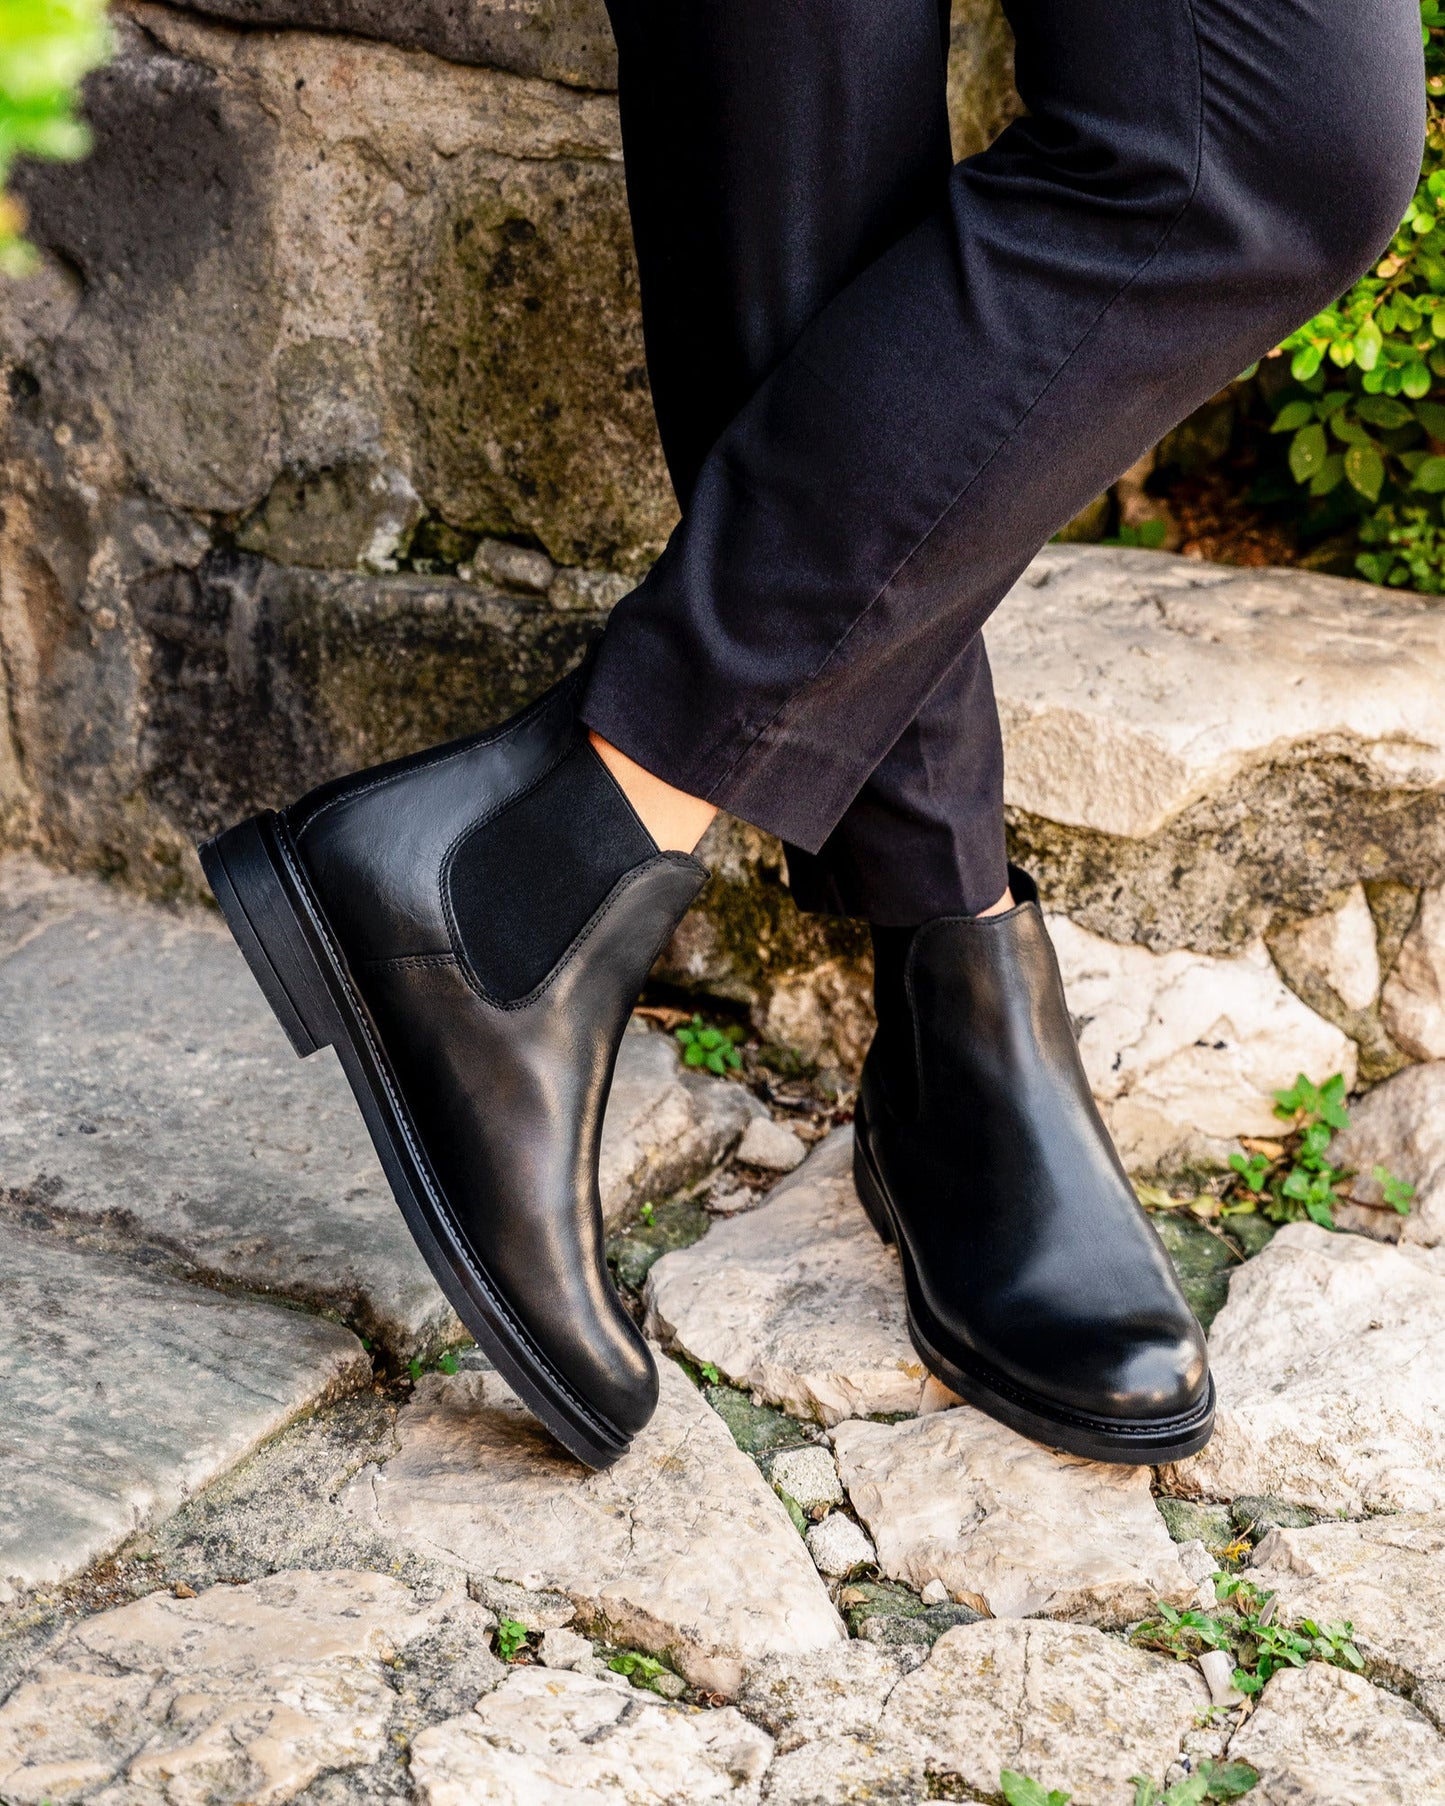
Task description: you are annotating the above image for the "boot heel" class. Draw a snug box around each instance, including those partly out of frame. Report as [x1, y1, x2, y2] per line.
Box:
[852, 1115, 896, 1245]
[199, 813, 346, 1059]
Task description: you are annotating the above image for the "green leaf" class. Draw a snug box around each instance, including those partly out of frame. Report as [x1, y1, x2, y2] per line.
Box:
[1356, 395, 1414, 429]
[436, 1351, 459, 1375]
[495, 1618, 530, 1661]
[1344, 442, 1386, 502]
[699, 1361, 721, 1384]
[1288, 423, 1329, 484]
[1353, 317, 1384, 371]
[1271, 400, 1315, 432]
[1000, 1773, 1071, 1806]
[1200, 1762, 1260, 1801]
[1375, 1165, 1417, 1213]
[1416, 400, 1445, 440]
[1404, 360, 1434, 399]
[1160, 1777, 1210, 1806]
[1290, 343, 1325, 382]
[1310, 454, 1345, 497]
[1414, 456, 1445, 491]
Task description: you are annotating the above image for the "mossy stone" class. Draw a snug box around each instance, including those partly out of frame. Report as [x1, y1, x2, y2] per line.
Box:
[1156, 1497, 1236, 1551]
[1151, 1214, 1239, 1331]
[838, 1579, 984, 1650]
[701, 1384, 813, 1460]
[1228, 1212, 1278, 1259]
[605, 1200, 710, 1295]
[1231, 1495, 1317, 1538]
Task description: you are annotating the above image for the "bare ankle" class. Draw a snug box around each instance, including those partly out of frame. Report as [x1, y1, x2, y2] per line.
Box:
[588, 732, 718, 854]
[976, 885, 1015, 918]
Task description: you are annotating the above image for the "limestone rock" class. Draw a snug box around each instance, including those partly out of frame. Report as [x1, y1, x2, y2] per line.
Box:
[831, 1408, 1192, 1625]
[1246, 1515, 1445, 1728]
[343, 1356, 844, 1696]
[651, 817, 876, 1077]
[992, 546, 1445, 956]
[599, 1027, 762, 1226]
[737, 1641, 908, 1753]
[0, 1227, 366, 1593]
[1050, 914, 1356, 1171]
[806, 1515, 876, 1579]
[1165, 1224, 1445, 1514]
[0, 1569, 453, 1804]
[766, 1446, 845, 1514]
[539, 1626, 596, 1673]
[1329, 1060, 1445, 1246]
[185, 0, 621, 89]
[878, 1619, 1209, 1803]
[1, 1, 670, 886]
[759, 1737, 927, 1805]
[0, 857, 748, 1355]
[645, 1131, 941, 1424]
[948, 0, 1023, 159]
[1268, 882, 1381, 1013]
[1383, 888, 1445, 1061]
[411, 1666, 773, 1806]
[1226, 1661, 1445, 1804]
[735, 1114, 809, 1174]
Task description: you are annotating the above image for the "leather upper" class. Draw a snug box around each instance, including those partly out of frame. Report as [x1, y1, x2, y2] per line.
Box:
[285, 671, 706, 1440]
[861, 874, 1209, 1423]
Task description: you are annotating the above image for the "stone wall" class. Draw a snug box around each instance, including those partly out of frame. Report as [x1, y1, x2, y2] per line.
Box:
[0, 0, 1019, 897]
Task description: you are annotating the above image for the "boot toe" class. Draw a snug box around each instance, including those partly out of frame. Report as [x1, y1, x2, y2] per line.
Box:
[1095, 1321, 1210, 1421]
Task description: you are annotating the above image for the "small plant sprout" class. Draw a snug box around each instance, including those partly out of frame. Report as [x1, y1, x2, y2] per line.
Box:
[494, 1618, 530, 1662]
[1131, 1762, 1260, 1805]
[675, 1013, 745, 1076]
[639, 1202, 656, 1228]
[1224, 1071, 1414, 1231]
[699, 1361, 721, 1385]
[436, 1350, 459, 1376]
[1000, 1772, 1072, 1806]
[1133, 1573, 1362, 1701]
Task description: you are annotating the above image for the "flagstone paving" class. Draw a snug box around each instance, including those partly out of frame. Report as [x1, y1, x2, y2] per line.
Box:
[4, 856, 1443, 1804]
[0, 855, 752, 1358]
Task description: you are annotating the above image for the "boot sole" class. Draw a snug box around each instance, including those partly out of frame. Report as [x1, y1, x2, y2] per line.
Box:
[852, 1110, 1215, 1465]
[199, 810, 633, 1471]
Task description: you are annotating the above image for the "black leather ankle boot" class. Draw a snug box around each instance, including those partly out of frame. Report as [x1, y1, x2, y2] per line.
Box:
[199, 669, 706, 1468]
[854, 867, 1213, 1464]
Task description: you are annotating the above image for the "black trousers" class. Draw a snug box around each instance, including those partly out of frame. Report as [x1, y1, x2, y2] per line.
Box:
[580, 0, 1425, 924]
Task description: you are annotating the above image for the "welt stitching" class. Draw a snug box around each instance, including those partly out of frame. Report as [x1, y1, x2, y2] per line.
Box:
[706, 2, 1208, 804]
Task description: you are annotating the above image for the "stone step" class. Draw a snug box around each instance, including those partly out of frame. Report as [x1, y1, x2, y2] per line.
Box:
[342, 1353, 846, 1699]
[0, 854, 754, 1358]
[0, 1227, 367, 1597]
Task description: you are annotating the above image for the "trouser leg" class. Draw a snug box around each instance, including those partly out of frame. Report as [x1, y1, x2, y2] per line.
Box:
[583, 0, 1425, 885]
[600, 0, 1006, 921]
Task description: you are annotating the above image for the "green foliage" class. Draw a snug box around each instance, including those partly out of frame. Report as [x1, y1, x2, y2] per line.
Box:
[494, 1618, 530, 1662]
[1000, 1773, 1072, 1806]
[1105, 518, 1169, 549]
[0, 0, 111, 273]
[1225, 1072, 1414, 1231]
[1133, 1573, 1363, 1700]
[698, 1361, 721, 1384]
[1132, 1763, 1260, 1805]
[1262, 0, 1445, 586]
[674, 1013, 745, 1076]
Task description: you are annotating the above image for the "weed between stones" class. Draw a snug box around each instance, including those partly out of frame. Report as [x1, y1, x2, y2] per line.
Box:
[1133, 1573, 1364, 1700]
